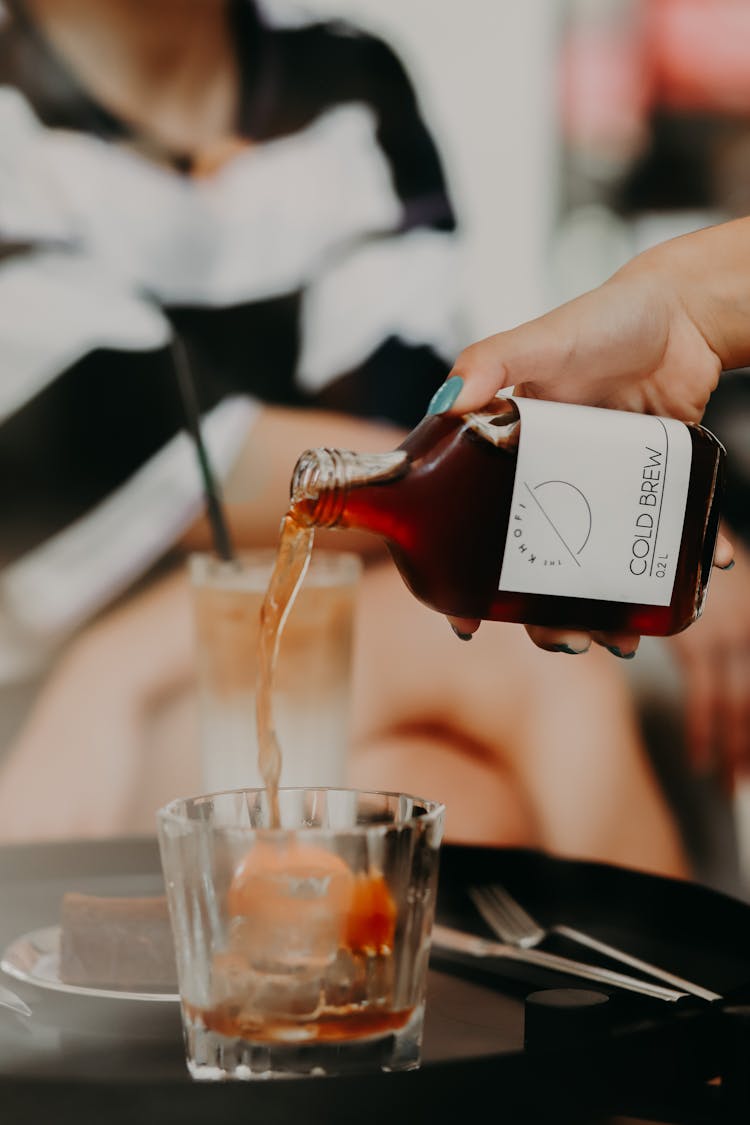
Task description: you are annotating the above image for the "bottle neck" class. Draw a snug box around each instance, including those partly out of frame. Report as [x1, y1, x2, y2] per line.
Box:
[290, 448, 409, 528]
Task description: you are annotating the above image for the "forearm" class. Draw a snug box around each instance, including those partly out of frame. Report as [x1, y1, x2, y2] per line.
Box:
[181, 404, 408, 557]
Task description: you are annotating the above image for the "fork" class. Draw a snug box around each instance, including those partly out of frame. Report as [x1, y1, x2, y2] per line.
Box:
[469, 883, 721, 1003]
[430, 923, 687, 1001]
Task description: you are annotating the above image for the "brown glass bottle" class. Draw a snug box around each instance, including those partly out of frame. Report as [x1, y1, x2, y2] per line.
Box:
[290, 400, 726, 636]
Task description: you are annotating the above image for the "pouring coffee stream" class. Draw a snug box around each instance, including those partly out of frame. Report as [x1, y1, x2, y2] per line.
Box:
[254, 516, 314, 827]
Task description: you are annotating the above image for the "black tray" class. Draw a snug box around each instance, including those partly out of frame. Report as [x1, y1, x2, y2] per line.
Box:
[1, 837, 749, 1124]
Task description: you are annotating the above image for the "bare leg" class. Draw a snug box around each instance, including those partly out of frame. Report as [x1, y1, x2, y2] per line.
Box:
[349, 561, 689, 879]
[0, 568, 197, 842]
[0, 555, 689, 880]
[349, 725, 540, 847]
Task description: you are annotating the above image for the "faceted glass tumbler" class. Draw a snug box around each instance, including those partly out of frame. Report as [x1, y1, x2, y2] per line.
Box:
[157, 787, 445, 1080]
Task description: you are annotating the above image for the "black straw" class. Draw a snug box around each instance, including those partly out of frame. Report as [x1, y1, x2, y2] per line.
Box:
[170, 333, 235, 562]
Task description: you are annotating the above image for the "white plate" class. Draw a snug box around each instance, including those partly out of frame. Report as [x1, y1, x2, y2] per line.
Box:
[1, 926, 179, 1003]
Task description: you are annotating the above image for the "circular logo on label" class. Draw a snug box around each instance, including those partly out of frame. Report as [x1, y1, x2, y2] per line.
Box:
[510, 480, 592, 568]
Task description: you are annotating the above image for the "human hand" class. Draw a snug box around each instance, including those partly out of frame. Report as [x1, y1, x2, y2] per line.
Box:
[666, 530, 750, 794]
[442, 243, 725, 424]
[432, 244, 734, 652]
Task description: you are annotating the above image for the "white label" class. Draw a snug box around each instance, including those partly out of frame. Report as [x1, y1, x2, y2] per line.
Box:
[498, 398, 692, 605]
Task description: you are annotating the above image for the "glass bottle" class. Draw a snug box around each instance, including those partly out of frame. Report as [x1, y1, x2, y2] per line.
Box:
[289, 397, 726, 636]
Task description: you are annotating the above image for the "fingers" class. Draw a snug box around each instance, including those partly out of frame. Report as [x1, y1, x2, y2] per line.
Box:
[447, 618, 642, 659]
[446, 615, 480, 641]
[434, 293, 617, 417]
[523, 625, 642, 659]
[714, 531, 735, 570]
[437, 320, 563, 416]
[590, 632, 640, 660]
[441, 340, 514, 415]
[447, 617, 597, 654]
[524, 626, 591, 655]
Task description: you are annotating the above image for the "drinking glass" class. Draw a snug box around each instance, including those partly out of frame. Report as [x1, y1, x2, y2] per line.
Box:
[157, 787, 445, 1079]
[189, 550, 362, 792]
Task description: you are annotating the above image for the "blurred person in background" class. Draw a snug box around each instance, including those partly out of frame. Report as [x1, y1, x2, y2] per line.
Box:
[0, 0, 688, 878]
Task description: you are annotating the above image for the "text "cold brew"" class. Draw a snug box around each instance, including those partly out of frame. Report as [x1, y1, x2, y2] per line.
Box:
[630, 446, 664, 576]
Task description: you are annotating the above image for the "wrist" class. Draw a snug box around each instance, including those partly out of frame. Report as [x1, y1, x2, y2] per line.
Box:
[639, 220, 750, 371]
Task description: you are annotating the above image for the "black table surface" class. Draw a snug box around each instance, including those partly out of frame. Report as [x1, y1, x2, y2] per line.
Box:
[1, 836, 749, 1124]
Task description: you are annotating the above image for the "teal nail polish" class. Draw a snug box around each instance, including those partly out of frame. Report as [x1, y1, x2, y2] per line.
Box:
[450, 624, 473, 641]
[427, 375, 464, 415]
[606, 646, 636, 660]
[719, 559, 735, 571]
[551, 643, 586, 655]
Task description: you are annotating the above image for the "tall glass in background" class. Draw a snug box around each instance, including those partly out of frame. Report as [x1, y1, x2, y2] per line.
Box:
[157, 786, 445, 1079]
[189, 550, 362, 792]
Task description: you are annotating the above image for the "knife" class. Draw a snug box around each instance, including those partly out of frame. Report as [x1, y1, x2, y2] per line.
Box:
[430, 923, 689, 1003]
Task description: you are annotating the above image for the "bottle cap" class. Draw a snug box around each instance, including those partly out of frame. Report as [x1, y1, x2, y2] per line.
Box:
[523, 987, 611, 1051]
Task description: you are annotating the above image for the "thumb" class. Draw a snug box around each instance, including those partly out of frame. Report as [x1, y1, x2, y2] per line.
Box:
[440, 274, 649, 416]
[443, 308, 586, 415]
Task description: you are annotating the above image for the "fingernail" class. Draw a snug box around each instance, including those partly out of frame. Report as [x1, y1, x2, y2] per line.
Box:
[718, 559, 735, 571]
[606, 646, 637, 660]
[450, 624, 473, 641]
[550, 643, 588, 655]
[427, 375, 464, 415]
